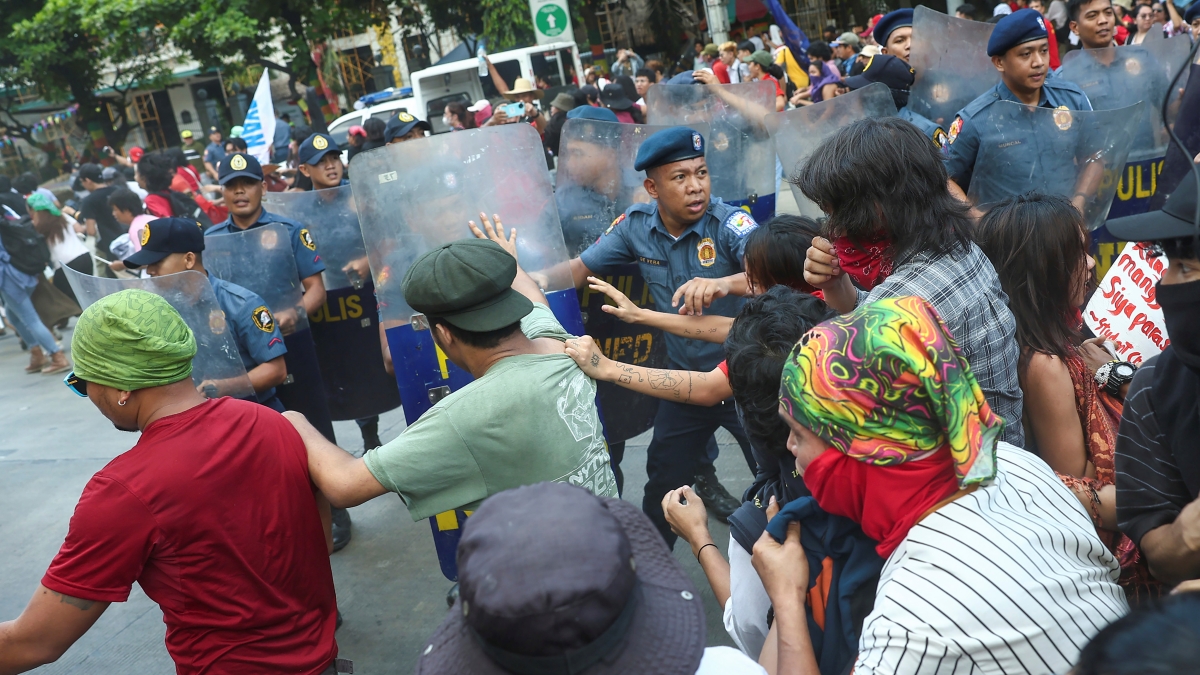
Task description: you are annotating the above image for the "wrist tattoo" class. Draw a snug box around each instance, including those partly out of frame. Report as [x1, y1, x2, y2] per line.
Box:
[590, 354, 600, 367]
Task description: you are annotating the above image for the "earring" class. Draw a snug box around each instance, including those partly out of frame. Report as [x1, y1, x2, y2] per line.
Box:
[118, 400, 127, 406]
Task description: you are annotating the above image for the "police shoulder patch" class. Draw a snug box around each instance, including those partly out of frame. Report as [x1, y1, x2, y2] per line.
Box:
[604, 213, 626, 236]
[251, 305, 275, 333]
[948, 116, 964, 145]
[932, 127, 948, 150]
[723, 210, 757, 237]
[299, 228, 317, 251]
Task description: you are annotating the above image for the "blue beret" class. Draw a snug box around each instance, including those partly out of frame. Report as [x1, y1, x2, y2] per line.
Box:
[987, 9, 1049, 56]
[566, 106, 619, 122]
[872, 9, 913, 45]
[1186, 2, 1200, 23]
[634, 127, 705, 172]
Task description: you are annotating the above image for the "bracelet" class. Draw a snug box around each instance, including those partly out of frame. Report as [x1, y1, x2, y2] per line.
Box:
[696, 543, 717, 561]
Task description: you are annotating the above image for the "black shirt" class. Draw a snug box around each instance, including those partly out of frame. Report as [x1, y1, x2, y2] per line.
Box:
[79, 186, 124, 250]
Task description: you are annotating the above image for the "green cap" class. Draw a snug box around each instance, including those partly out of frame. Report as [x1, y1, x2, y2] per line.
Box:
[26, 192, 60, 216]
[742, 50, 774, 68]
[401, 239, 534, 332]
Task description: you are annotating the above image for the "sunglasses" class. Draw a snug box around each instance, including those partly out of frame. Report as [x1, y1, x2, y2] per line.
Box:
[64, 371, 88, 397]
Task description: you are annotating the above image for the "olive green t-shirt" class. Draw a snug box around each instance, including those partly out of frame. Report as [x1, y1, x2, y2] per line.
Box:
[364, 302, 619, 520]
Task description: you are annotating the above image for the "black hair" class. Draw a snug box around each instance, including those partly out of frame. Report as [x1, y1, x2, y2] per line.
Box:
[737, 40, 756, 53]
[363, 118, 386, 142]
[107, 187, 144, 215]
[291, 124, 313, 143]
[976, 193, 1090, 367]
[616, 75, 639, 103]
[169, 147, 190, 170]
[0, 175, 10, 192]
[1074, 593, 1200, 675]
[635, 68, 655, 80]
[429, 316, 523, 350]
[13, 172, 37, 195]
[136, 151, 177, 192]
[724, 286, 837, 458]
[227, 137, 248, 152]
[1159, 236, 1200, 261]
[765, 62, 785, 80]
[806, 41, 834, 61]
[578, 85, 601, 106]
[445, 101, 476, 129]
[793, 116, 973, 263]
[1067, 0, 1112, 21]
[743, 214, 821, 293]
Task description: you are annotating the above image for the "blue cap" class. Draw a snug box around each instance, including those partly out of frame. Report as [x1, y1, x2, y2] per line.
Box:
[634, 127, 705, 172]
[872, 9, 913, 45]
[123, 217, 206, 269]
[1186, 2, 1200, 23]
[298, 133, 340, 165]
[217, 152, 263, 185]
[384, 111, 431, 143]
[987, 9, 1049, 56]
[665, 70, 702, 84]
[566, 106, 619, 122]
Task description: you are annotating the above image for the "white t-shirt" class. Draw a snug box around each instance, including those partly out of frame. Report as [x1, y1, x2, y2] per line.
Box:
[49, 215, 88, 267]
[723, 538, 772, 659]
[853, 443, 1128, 675]
[696, 646, 767, 674]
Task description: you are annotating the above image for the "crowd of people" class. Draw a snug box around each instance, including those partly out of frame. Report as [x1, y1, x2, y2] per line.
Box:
[3, 0, 1200, 672]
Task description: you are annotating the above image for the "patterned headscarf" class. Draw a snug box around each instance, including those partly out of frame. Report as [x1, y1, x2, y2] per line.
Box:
[780, 295, 1003, 487]
[72, 289, 196, 391]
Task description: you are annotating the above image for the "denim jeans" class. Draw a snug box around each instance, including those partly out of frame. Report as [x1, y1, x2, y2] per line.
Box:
[1, 286, 60, 354]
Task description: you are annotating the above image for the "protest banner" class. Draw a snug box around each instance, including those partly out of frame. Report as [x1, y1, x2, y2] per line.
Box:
[1084, 241, 1170, 365]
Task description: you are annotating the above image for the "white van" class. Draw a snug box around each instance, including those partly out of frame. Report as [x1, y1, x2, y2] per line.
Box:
[326, 40, 582, 147]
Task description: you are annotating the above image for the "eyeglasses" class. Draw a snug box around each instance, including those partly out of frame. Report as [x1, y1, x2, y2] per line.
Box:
[64, 371, 88, 397]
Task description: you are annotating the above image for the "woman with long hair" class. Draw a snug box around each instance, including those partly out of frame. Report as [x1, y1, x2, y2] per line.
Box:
[976, 192, 1157, 600]
[442, 101, 475, 131]
[26, 192, 91, 305]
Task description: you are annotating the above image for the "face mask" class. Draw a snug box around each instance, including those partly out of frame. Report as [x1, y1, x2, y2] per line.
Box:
[1157, 277, 1200, 372]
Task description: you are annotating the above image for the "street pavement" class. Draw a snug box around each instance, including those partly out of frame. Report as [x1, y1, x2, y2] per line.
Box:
[0, 322, 754, 673]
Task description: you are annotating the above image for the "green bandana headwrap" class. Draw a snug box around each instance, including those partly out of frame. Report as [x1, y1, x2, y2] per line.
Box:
[26, 192, 60, 216]
[72, 289, 197, 391]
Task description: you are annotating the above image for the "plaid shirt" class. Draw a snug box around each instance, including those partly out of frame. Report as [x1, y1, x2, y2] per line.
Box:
[856, 243, 1025, 447]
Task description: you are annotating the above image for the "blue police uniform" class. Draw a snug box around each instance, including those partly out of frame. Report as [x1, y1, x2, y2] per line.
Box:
[204, 141, 226, 169]
[898, 107, 948, 150]
[208, 273, 288, 410]
[206, 209, 327, 281]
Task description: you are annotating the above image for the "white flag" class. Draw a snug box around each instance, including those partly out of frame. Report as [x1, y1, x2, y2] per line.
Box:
[242, 69, 276, 165]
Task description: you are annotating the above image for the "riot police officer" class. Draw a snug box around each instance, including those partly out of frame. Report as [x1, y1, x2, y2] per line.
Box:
[568, 127, 757, 546]
[946, 9, 1095, 202]
[555, 106, 634, 257]
[123, 217, 289, 412]
[843, 53, 948, 149]
[384, 112, 432, 145]
[874, 9, 914, 63]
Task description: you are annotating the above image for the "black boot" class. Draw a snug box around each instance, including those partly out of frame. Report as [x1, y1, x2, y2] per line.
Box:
[356, 417, 382, 452]
[331, 507, 352, 552]
[693, 466, 740, 523]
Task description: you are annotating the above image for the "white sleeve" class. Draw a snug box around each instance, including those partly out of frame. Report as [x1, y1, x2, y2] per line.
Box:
[695, 646, 768, 675]
[722, 539, 772, 660]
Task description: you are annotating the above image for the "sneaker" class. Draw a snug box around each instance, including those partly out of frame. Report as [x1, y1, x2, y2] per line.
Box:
[693, 469, 740, 524]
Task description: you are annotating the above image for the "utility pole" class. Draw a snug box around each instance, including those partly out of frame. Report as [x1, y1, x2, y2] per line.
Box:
[705, 0, 730, 44]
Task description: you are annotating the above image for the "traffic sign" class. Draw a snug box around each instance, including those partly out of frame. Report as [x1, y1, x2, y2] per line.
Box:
[530, 0, 572, 44]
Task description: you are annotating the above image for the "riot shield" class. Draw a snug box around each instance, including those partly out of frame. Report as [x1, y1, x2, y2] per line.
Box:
[765, 83, 898, 219]
[203, 223, 309, 334]
[964, 101, 1146, 230]
[908, 6, 1000, 128]
[262, 188, 402, 420]
[63, 268, 254, 399]
[645, 81, 777, 223]
[347, 123, 584, 424]
[555, 118, 671, 443]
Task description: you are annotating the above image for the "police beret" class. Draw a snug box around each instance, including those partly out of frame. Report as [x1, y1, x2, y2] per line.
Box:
[566, 106, 619, 122]
[1186, 2, 1200, 24]
[298, 133, 340, 165]
[634, 127, 705, 172]
[872, 9, 913, 45]
[987, 9, 1049, 56]
[384, 111, 431, 143]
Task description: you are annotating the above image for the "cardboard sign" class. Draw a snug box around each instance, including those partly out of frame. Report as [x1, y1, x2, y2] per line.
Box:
[1085, 241, 1171, 365]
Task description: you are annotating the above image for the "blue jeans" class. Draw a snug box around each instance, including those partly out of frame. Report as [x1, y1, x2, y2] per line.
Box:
[1, 286, 59, 354]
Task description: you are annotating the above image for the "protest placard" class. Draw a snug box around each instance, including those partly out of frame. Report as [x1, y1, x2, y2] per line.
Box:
[1084, 241, 1170, 365]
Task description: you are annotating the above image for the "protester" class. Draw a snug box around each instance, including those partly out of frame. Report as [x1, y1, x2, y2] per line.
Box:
[0, 290, 339, 674]
[542, 92, 576, 157]
[467, 99, 493, 126]
[360, 117, 387, 153]
[414, 482, 765, 674]
[600, 82, 644, 123]
[801, 117, 1025, 445]
[1073, 592, 1200, 674]
[832, 32, 861, 75]
[742, 51, 787, 111]
[106, 187, 154, 268]
[802, 42, 842, 104]
[713, 42, 736, 83]
[0, 216, 70, 375]
[757, 296, 1128, 673]
[441, 101, 475, 131]
[345, 125, 367, 162]
[633, 68, 654, 111]
[26, 193, 91, 306]
[611, 47, 645, 78]
[494, 77, 548, 133]
[957, 2, 979, 18]
[75, 163, 124, 276]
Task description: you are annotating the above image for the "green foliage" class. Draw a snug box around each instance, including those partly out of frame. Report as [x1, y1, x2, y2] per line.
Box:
[479, 0, 536, 51]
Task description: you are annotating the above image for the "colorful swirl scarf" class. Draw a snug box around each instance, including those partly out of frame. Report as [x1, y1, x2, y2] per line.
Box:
[779, 295, 1004, 488]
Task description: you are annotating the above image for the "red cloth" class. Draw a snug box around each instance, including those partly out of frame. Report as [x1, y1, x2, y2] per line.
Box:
[1047, 27, 1061, 69]
[717, 360, 729, 378]
[713, 60, 731, 84]
[614, 110, 637, 124]
[175, 166, 201, 194]
[143, 192, 173, 218]
[832, 234, 894, 291]
[761, 74, 785, 99]
[804, 446, 959, 557]
[42, 399, 337, 674]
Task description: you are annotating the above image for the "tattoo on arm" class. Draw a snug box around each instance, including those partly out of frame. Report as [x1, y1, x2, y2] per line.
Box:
[647, 369, 693, 402]
[53, 592, 96, 611]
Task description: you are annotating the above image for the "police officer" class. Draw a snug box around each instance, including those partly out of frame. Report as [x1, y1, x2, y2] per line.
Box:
[946, 9, 1095, 203]
[384, 112, 432, 145]
[874, 8, 914, 62]
[123, 217, 289, 412]
[844, 53, 949, 149]
[569, 127, 757, 546]
[555, 106, 632, 256]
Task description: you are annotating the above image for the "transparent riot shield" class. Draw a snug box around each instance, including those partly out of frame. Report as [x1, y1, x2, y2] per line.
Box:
[555, 117, 671, 444]
[262, 188, 402, 420]
[766, 83, 898, 219]
[63, 267, 254, 399]
[347, 123, 584, 426]
[203, 223, 309, 335]
[908, 6, 1001, 128]
[645, 81, 777, 223]
[964, 101, 1146, 230]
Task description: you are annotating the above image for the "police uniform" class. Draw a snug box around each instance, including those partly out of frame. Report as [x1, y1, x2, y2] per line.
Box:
[578, 127, 758, 546]
[1055, 46, 1170, 157]
[844, 53, 948, 149]
[945, 9, 1094, 193]
[898, 107, 948, 149]
[206, 212, 326, 283]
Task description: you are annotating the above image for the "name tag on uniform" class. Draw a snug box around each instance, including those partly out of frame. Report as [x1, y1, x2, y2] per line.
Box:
[638, 256, 666, 267]
[998, 140, 1022, 149]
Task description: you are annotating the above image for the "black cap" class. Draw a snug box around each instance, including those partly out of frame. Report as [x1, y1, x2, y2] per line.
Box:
[123, 217, 206, 269]
[78, 163, 104, 184]
[208, 125, 221, 135]
[384, 111, 431, 143]
[401, 239, 533, 332]
[601, 83, 635, 111]
[1107, 177, 1200, 242]
[298, 133, 340, 165]
[217, 152, 263, 185]
[844, 54, 915, 91]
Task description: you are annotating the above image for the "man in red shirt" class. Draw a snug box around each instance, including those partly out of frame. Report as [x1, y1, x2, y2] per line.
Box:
[0, 290, 341, 675]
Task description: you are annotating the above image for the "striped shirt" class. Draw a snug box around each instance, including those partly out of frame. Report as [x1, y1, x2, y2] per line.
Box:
[854, 443, 1128, 675]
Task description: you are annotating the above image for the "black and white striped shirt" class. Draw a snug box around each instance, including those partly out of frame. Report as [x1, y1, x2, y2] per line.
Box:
[854, 444, 1128, 675]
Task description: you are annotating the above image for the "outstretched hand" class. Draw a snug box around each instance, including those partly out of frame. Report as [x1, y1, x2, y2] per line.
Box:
[587, 276, 644, 324]
[469, 212, 519, 261]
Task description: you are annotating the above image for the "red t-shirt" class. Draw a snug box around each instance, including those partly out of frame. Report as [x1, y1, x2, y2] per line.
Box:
[713, 60, 731, 84]
[43, 399, 337, 675]
[717, 360, 729, 378]
[762, 74, 785, 99]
